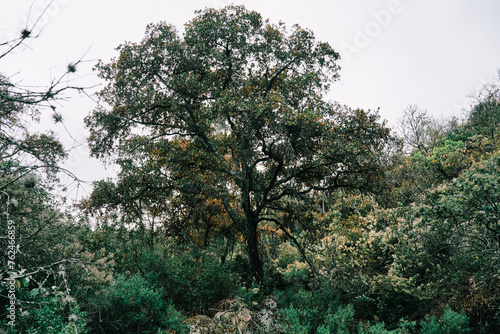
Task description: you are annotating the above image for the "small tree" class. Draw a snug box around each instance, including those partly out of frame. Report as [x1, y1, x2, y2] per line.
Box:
[397, 104, 443, 154]
[0, 6, 94, 330]
[468, 73, 500, 140]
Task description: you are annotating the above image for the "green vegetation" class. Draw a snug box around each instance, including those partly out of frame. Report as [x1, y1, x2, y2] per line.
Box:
[1, 5, 499, 333]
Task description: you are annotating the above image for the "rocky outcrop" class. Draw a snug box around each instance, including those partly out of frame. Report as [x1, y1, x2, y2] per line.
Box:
[254, 296, 282, 333]
[214, 308, 252, 333]
[214, 299, 253, 333]
[184, 315, 218, 334]
[184, 296, 283, 334]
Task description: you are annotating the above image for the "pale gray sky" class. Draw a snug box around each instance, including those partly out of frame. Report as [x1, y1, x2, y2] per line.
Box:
[2, 0, 500, 200]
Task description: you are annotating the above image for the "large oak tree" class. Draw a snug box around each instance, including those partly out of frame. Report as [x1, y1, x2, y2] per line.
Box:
[85, 6, 392, 282]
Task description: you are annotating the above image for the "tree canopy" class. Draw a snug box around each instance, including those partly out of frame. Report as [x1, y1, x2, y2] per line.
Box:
[84, 5, 392, 282]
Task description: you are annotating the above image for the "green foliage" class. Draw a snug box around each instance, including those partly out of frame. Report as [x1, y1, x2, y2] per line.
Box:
[358, 319, 416, 334]
[236, 283, 264, 307]
[274, 282, 347, 331]
[467, 81, 500, 140]
[418, 151, 500, 318]
[270, 242, 311, 287]
[0, 175, 78, 269]
[229, 253, 255, 288]
[358, 322, 392, 334]
[420, 307, 471, 334]
[157, 303, 189, 334]
[0, 173, 96, 325]
[4, 288, 87, 334]
[140, 250, 236, 313]
[412, 135, 495, 181]
[91, 274, 188, 334]
[372, 275, 423, 328]
[316, 304, 356, 334]
[280, 304, 312, 334]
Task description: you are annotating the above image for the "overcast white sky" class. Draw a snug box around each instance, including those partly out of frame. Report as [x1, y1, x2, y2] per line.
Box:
[2, 0, 500, 201]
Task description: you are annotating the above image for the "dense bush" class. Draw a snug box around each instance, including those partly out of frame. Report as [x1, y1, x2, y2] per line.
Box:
[316, 304, 356, 334]
[420, 307, 471, 334]
[90, 274, 187, 334]
[275, 282, 345, 331]
[4, 288, 88, 334]
[139, 250, 236, 313]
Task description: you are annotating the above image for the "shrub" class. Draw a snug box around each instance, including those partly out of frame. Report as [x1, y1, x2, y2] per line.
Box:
[280, 304, 312, 334]
[275, 281, 343, 330]
[358, 322, 391, 334]
[358, 319, 416, 334]
[4, 288, 87, 334]
[237, 283, 263, 307]
[420, 306, 471, 334]
[92, 274, 187, 334]
[317, 304, 355, 334]
[141, 250, 236, 312]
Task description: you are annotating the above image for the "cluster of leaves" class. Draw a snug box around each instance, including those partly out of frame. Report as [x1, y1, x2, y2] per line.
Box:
[138, 249, 237, 313]
[5, 287, 88, 334]
[88, 274, 188, 334]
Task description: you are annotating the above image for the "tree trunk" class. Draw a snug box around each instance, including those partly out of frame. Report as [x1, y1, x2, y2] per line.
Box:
[246, 217, 263, 283]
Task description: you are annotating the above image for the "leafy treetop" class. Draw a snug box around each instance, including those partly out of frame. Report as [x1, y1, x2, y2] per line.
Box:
[85, 5, 392, 282]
